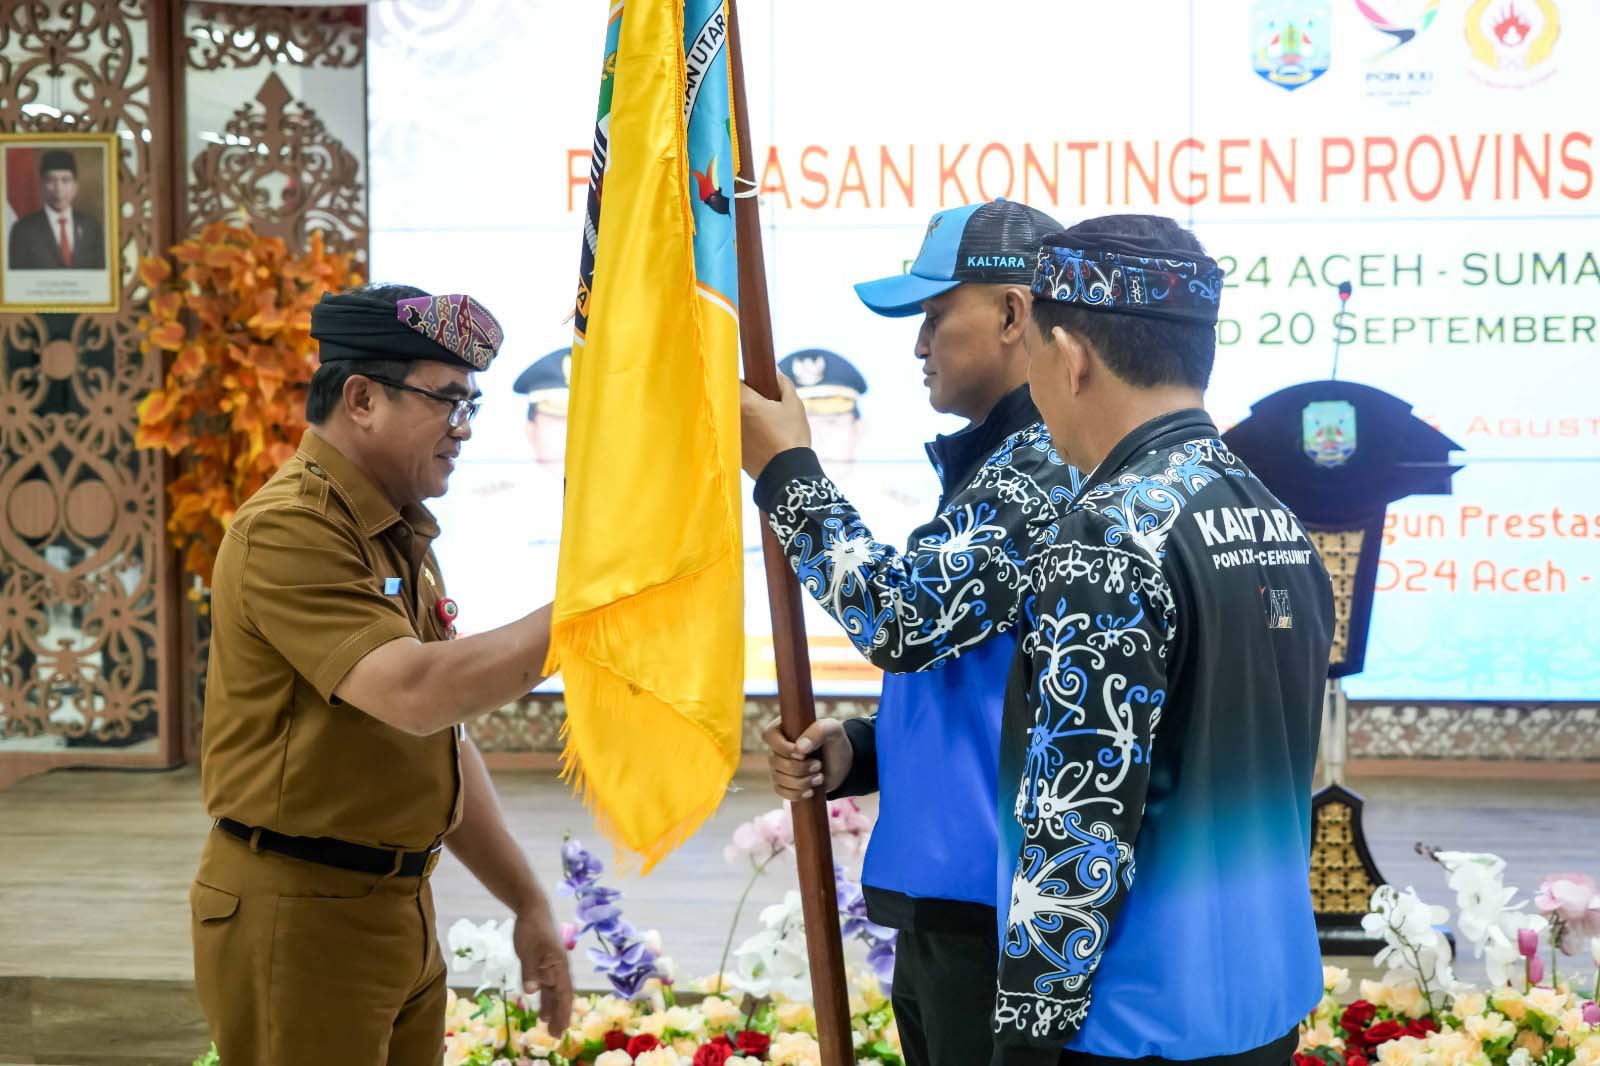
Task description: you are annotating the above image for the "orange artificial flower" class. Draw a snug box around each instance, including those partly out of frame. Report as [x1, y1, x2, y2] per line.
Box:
[136, 219, 361, 586]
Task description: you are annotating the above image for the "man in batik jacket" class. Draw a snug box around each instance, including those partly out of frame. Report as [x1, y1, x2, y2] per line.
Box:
[991, 214, 1335, 1066]
[741, 198, 1079, 1066]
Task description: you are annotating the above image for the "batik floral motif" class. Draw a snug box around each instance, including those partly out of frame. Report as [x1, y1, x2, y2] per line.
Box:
[765, 423, 1078, 670]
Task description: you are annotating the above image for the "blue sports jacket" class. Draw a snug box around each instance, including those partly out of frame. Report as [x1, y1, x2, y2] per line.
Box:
[754, 386, 1078, 933]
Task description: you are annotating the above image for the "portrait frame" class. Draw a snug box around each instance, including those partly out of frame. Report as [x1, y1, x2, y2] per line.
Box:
[0, 131, 122, 314]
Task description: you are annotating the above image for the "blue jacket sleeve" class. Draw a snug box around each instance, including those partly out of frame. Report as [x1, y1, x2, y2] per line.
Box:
[993, 516, 1176, 1060]
[753, 428, 1073, 673]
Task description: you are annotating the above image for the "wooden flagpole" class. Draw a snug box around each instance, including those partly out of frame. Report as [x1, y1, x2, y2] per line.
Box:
[726, 2, 854, 1062]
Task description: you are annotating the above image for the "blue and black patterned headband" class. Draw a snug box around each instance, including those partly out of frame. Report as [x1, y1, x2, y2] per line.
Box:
[1031, 241, 1224, 325]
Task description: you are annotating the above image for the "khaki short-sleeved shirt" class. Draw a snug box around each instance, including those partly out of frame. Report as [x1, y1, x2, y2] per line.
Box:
[201, 429, 463, 850]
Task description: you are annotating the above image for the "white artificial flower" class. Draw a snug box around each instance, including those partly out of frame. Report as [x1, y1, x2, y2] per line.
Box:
[1482, 926, 1524, 989]
[593, 1052, 633, 1066]
[656, 954, 677, 984]
[1438, 852, 1520, 946]
[642, 928, 664, 954]
[732, 891, 812, 1002]
[1591, 935, 1600, 968]
[1434, 850, 1553, 984]
[481, 948, 523, 998]
[445, 917, 522, 995]
[447, 918, 494, 968]
[1507, 1049, 1533, 1066]
[1362, 885, 1457, 993]
[760, 891, 806, 928]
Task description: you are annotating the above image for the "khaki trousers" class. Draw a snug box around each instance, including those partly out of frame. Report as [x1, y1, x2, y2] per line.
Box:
[190, 827, 447, 1066]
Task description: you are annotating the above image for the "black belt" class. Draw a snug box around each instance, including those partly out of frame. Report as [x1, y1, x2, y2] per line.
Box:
[215, 818, 441, 877]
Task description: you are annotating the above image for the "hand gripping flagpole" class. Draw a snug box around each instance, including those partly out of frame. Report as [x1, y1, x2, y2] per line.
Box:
[726, 3, 854, 1062]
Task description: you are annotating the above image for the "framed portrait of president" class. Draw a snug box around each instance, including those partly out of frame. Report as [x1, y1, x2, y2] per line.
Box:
[0, 132, 121, 313]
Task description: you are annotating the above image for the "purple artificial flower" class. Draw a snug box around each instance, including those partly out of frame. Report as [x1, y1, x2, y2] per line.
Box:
[834, 863, 898, 995]
[575, 886, 625, 933]
[558, 835, 660, 1000]
[1583, 1001, 1600, 1026]
[561, 836, 605, 893]
[588, 935, 658, 999]
[866, 938, 897, 986]
[1528, 954, 1546, 985]
[1518, 927, 1540, 958]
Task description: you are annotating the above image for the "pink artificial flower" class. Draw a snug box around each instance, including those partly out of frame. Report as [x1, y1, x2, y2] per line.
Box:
[1535, 873, 1600, 951]
[559, 921, 578, 951]
[1518, 927, 1540, 958]
[723, 807, 796, 867]
[1583, 1001, 1600, 1026]
[1528, 954, 1545, 985]
[826, 798, 874, 862]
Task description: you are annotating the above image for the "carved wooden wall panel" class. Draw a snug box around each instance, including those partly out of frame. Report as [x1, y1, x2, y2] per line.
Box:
[174, 2, 369, 759]
[182, 3, 367, 259]
[0, 0, 179, 788]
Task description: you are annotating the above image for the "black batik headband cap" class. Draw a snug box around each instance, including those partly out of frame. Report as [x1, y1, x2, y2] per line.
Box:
[1030, 230, 1225, 326]
[310, 290, 505, 371]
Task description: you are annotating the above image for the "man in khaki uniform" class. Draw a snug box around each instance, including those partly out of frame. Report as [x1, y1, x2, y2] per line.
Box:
[191, 283, 573, 1065]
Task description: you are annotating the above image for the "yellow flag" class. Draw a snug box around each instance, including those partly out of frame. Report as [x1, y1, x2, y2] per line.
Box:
[547, 0, 743, 869]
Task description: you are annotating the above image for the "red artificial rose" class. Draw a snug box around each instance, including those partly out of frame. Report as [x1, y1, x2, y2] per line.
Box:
[736, 1029, 772, 1057]
[1405, 1017, 1440, 1038]
[1293, 1054, 1325, 1066]
[1363, 1020, 1406, 1046]
[1340, 1000, 1378, 1037]
[1345, 1054, 1370, 1066]
[603, 1030, 629, 1052]
[627, 1033, 663, 1056]
[693, 1037, 738, 1066]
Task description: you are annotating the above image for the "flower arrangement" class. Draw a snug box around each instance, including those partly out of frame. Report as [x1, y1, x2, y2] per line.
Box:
[431, 800, 902, 1066]
[1297, 856, 1600, 1066]
[136, 219, 360, 587]
[437, 969, 900, 1066]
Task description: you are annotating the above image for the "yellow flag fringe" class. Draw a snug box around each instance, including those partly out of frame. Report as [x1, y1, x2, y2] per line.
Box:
[552, 550, 741, 871]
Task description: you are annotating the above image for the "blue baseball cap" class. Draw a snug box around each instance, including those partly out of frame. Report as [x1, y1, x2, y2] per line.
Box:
[854, 199, 1064, 318]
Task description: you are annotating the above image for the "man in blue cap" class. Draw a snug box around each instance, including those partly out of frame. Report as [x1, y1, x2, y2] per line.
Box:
[741, 199, 1078, 1066]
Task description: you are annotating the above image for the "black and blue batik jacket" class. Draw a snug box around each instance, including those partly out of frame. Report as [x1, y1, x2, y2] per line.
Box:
[755, 386, 1082, 933]
[991, 409, 1333, 1066]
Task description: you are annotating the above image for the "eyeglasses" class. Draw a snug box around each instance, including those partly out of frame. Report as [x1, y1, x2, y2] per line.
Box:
[362, 375, 481, 429]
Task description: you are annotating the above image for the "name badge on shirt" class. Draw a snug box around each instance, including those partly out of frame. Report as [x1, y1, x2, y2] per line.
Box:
[384, 577, 404, 596]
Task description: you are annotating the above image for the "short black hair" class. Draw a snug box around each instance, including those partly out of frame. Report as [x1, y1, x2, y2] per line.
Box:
[305, 282, 429, 424]
[39, 149, 77, 177]
[1030, 215, 1216, 391]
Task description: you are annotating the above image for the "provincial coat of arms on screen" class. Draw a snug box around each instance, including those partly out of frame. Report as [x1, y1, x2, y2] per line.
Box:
[1302, 400, 1358, 469]
[1253, 0, 1333, 90]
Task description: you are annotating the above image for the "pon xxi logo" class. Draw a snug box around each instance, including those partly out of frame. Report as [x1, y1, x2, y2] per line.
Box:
[1353, 0, 1441, 57]
[1354, 0, 1441, 105]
